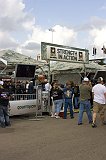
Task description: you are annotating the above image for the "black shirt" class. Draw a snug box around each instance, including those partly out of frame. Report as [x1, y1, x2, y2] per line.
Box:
[0, 87, 9, 106]
[51, 87, 63, 100]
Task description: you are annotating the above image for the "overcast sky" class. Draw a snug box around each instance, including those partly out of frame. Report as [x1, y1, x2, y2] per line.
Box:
[0, 0, 106, 59]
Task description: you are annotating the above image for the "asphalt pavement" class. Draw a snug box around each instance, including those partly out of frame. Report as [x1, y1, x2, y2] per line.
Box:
[0, 112, 106, 160]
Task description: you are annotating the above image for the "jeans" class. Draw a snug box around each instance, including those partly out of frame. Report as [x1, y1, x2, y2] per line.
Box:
[78, 100, 92, 124]
[74, 97, 79, 109]
[64, 99, 74, 118]
[53, 99, 63, 115]
[0, 105, 10, 126]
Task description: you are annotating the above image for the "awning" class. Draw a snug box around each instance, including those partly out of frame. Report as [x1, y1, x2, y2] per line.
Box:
[0, 57, 7, 66]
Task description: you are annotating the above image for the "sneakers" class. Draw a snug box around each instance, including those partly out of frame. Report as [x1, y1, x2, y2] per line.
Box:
[1, 122, 11, 128]
[92, 123, 97, 128]
[92, 121, 106, 127]
[51, 113, 57, 118]
[55, 115, 60, 119]
[78, 123, 83, 125]
[51, 114, 55, 118]
[89, 121, 93, 124]
[1, 123, 6, 128]
[5, 122, 11, 127]
[51, 114, 60, 119]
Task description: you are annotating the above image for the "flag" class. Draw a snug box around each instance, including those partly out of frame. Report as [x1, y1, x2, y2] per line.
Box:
[92, 47, 96, 56]
[101, 45, 106, 54]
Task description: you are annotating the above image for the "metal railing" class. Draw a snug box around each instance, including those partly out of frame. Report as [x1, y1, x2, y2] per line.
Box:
[10, 94, 36, 101]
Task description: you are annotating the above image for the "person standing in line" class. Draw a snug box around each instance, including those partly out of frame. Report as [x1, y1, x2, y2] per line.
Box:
[92, 77, 106, 128]
[63, 81, 74, 119]
[0, 81, 11, 128]
[45, 79, 52, 92]
[44, 79, 52, 115]
[73, 84, 80, 109]
[28, 80, 34, 94]
[78, 77, 92, 125]
[50, 82, 63, 119]
[25, 81, 29, 93]
[50, 80, 58, 117]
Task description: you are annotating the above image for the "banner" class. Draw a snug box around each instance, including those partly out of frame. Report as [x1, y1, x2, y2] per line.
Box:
[41, 42, 89, 63]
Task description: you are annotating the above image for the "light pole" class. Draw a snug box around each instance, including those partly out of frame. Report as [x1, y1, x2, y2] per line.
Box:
[47, 28, 55, 83]
[46, 28, 55, 114]
[49, 28, 55, 43]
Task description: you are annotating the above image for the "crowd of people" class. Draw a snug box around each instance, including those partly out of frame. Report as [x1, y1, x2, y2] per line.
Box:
[47, 77, 106, 128]
[0, 76, 106, 128]
[1, 80, 36, 95]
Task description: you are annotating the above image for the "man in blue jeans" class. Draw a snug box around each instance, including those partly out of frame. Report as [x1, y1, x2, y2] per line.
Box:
[63, 81, 74, 119]
[78, 77, 92, 125]
[0, 82, 11, 128]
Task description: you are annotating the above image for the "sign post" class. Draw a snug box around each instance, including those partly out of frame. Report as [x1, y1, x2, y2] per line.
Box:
[29, 85, 44, 121]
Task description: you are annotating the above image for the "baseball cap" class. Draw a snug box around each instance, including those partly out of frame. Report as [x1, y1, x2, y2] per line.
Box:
[83, 77, 89, 81]
[97, 77, 103, 82]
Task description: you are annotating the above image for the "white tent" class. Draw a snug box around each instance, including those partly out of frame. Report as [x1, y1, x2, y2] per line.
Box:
[0, 57, 7, 66]
[0, 57, 7, 74]
[50, 61, 106, 73]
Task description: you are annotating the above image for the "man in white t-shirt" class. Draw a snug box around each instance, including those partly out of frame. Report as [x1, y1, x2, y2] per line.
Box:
[45, 80, 52, 91]
[92, 77, 106, 128]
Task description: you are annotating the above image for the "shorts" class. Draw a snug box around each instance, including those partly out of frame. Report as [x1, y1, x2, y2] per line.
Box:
[93, 101, 106, 114]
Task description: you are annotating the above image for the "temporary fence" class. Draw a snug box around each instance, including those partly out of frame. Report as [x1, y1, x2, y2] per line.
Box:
[9, 86, 50, 117]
